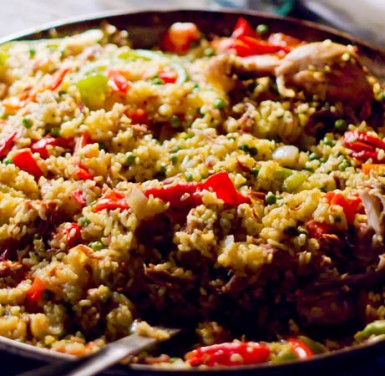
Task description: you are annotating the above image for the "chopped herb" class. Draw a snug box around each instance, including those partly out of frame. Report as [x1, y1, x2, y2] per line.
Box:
[213, 98, 225, 110]
[2, 158, 13, 165]
[170, 115, 181, 128]
[28, 48, 36, 58]
[265, 192, 277, 205]
[193, 83, 200, 92]
[33, 233, 41, 240]
[309, 152, 319, 161]
[239, 144, 258, 156]
[203, 47, 215, 57]
[170, 155, 178, 165]
[323, 136, 334, 146]
[51, 127, 61, 138]
[250, 168, 260, 177]
[125, 152, 137, 166]
[284, 226, 299, 236]
[78, 217, 90, 226]
[152, 75, 164, 85]
[22, 118, 33, 129]
[184, 171, 193, 181]
[98, 142, 106, 151]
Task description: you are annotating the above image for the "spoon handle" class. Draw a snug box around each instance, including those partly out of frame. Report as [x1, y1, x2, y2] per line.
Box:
[19, 329, 180, 376]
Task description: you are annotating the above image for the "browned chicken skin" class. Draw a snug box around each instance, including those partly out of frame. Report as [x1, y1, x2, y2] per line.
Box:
[212, 41, 375, 108]
[275, 41, 374, 106]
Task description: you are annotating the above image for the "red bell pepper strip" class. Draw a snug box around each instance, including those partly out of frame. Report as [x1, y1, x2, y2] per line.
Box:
[74, 161, 93, 180]
[185, 341, 270, 367]
[12, 149, 43, 179]
[158, 70, 178, 84]
[287, 338, 313, 360]
[108, 70, 130, 94]
[127, 108, 148, 125]
[0, 132, 17, 159]
[343, 131, 385, 162]
[325, 192, 362, 224]
[74, 133, 93, 154]
[26, 277, 46, 303]
[62, 222, 82, 248]
[93, 190, 129, 212]
[31, 137, 57, 159]
[31, 136, 74, 159]
[50, 68, 70, 91]
[144, 171, 250, 206]
[238, 35, 291, 55]
[71, 189, 86, 206]
[231, 17, 258, 39]
[305, 219, 332, 239]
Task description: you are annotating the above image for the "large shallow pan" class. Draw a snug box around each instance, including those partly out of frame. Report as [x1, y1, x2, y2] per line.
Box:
[1, 9, 385, 376]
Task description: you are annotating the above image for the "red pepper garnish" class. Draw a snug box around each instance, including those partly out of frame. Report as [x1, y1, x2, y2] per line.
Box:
[158, 70, 178, 84]
[343, 131, 385, 163]
[127, 108, 148, 125]
[108, 70, 130, 94]
[325, 192, 362, 224]
[74, 162, 93, 180]
[231, 17, 259, 39]
[31, 137, 57, 159]
[50, 68, 70, 91]
[305, 219, 332, 239]
[62, 222, 82, 248]
[27, 277, 46, 303]
[218, 17, 294, 58]
[144, 171, 250, 207]
[74, 133, 93, 154]
[12, 149, 43, 179]
[185, 341, 270, 367]
[237, 35, 291, 55]
[93, 190, 129, 212]
[287, 338, 313, 360]
[0, 132, 17, 159]
[71, 189, 86, 206]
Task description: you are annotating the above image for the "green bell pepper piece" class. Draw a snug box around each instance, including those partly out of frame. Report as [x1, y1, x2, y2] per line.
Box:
[76, 73, 108, 110]
[355, 320, 385, 343]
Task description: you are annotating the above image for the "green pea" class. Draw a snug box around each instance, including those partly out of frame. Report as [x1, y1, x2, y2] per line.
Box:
[334, 119, 347, 131]
[309, 152, 319, 161]
[338, 159, 351, 171]
[265, 192, 277, 205]
[213, 98, 225, 110]
[22, 118, 33, 129]
[90, 241, 103, 251]
[256, 24, 269, 35]
[125, 152, 137, 166]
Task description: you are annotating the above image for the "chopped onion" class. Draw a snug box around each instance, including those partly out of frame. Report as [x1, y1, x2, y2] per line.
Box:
[273, 145, 299, 168]
[127, 186, 149, 220]
[359, 189, 384, 236]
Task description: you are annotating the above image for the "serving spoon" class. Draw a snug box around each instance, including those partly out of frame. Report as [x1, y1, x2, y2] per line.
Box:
[19, 327, 180, 376]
